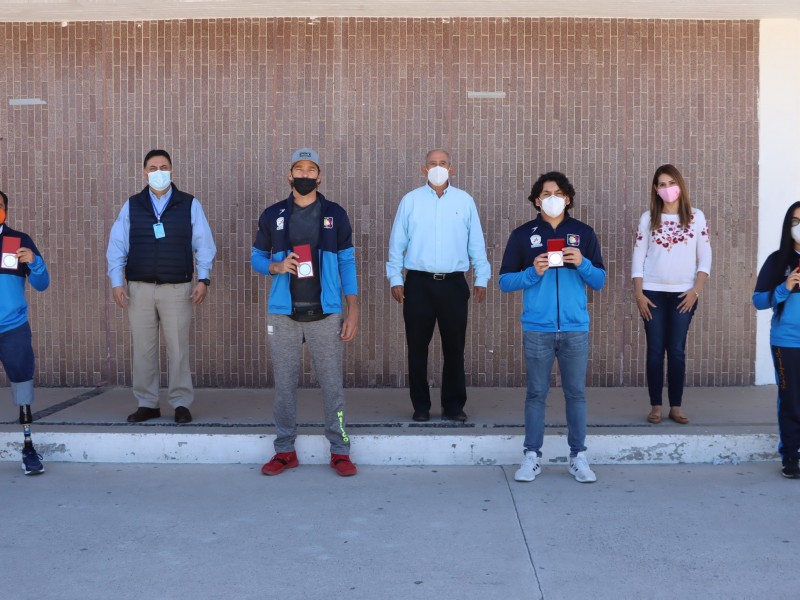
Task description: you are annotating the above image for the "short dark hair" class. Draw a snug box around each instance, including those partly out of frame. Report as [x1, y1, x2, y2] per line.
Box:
[0, 190, 7, 209]
[528, 171, 576, 212]
[143, 149, 172, 168]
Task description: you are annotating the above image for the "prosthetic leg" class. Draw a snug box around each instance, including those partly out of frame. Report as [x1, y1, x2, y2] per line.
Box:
[19, 404, 44, 475]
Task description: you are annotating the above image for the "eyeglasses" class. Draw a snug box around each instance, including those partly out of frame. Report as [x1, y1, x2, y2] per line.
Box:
[538, 191, 565, 201]
[791, 218, 800, 227]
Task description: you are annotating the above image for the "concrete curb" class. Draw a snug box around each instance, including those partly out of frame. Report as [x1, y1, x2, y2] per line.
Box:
[0, 431, 779, 465]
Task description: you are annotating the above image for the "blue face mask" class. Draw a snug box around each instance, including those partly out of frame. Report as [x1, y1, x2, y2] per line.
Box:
[148, 170, 171, 191]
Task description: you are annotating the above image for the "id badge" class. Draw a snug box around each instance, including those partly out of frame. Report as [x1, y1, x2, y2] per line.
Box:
[153, 222, 166, 239]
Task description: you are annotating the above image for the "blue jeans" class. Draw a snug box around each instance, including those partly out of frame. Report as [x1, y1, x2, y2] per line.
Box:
[523, 330, 589, 457]
[642, 291, 697, 407]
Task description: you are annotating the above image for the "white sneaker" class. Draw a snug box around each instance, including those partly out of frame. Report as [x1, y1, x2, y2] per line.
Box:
[569, 452, 597, 483]
[514, 451, 541, 482]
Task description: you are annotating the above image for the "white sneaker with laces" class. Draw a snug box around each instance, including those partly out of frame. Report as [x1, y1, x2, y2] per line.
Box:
[514, 451, 541, 482]
[569, 452, 597, 483]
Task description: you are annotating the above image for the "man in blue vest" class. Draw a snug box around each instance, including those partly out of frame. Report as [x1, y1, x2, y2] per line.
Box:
[0, 190, 50, 474]
[106, 150, 216, 424]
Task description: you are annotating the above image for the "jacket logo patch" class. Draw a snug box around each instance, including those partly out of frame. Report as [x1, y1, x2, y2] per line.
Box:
[323, 217, 333, 229]
[567, 234, 580, 246]
[276, 216, 285, 231]
[530, 234, 542, 248]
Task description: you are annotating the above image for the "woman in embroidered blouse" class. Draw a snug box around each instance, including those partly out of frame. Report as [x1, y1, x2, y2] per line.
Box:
[632, 164, 712, 424]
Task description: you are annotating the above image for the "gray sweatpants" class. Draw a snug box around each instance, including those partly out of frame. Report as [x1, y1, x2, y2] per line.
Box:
[268, 313, 350, 455]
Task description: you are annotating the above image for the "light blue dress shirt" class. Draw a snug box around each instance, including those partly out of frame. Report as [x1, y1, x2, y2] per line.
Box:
[386, 183, 491, 287]
[106, 186, 217, 288]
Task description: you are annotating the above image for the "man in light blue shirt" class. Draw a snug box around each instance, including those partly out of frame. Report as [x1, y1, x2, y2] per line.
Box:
[387, 149, 490, 422]
[106, 149, 216, 424]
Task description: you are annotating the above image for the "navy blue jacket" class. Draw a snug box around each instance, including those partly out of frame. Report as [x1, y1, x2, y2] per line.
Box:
[0, 226, 50, 334]
[498, 215, 605, 332]
[251, 193, 358, 315]
[753, 250, 800, 347]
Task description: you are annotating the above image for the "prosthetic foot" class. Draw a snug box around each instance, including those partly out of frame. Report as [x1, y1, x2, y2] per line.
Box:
[19, 405, 44, 475]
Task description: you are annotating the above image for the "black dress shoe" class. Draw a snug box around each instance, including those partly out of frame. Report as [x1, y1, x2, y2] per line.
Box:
[127, 407, 161, 423]
[412, 410, 430, 422]
[442, 410, 468, 422]
[174, 406, 193, 424]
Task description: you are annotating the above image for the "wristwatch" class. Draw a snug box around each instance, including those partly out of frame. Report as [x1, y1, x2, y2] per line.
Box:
[198, 278, 211, 287]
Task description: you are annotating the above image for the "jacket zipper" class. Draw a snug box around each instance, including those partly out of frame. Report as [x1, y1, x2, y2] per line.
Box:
[555, 267, 561, 331]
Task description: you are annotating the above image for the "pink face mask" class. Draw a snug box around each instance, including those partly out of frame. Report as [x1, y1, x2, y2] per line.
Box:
[657, 185, 681, 204]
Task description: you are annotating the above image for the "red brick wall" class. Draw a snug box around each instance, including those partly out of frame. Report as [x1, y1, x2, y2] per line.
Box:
[0, 18, 758, 387]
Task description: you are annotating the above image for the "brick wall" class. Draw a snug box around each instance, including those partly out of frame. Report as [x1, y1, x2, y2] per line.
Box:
[0, 18, 758, 387]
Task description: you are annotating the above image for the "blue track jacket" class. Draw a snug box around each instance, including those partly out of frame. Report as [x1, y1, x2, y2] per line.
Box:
[498, 215, 605, 332]
[251, 193, 358, 315]
[0, 226, 50, 334]
[753, 250, 800, 347]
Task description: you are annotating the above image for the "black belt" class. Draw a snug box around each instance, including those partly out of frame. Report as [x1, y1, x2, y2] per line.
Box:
[290, 305, 328, 322]
[407, 270, 463, 281]
[130, 279, 191, 285]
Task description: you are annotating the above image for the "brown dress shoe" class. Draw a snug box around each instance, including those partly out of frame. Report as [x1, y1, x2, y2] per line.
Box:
[174, 406, 193, 424]
[127, 407, 161, 423]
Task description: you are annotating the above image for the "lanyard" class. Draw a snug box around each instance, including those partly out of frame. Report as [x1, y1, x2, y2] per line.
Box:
[150, 195, 170, 222]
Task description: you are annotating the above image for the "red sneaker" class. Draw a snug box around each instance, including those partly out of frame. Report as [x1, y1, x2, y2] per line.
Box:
[261, 451, 299, 476]
[330, 454, 358, 477]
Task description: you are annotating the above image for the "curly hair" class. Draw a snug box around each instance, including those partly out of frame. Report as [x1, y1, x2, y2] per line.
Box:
[528, 171, 576, 213]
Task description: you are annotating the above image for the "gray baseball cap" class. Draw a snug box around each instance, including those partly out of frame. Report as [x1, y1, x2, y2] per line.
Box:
[291, 148, 320, 167]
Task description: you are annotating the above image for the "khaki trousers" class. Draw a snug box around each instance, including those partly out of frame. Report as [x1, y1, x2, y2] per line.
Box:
[127, 281, 194, 409]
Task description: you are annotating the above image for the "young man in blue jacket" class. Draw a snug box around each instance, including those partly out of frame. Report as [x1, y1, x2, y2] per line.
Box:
[0, 190, 50, 475]
[499, 172, 606, 483]
[252, 149, 360, 477]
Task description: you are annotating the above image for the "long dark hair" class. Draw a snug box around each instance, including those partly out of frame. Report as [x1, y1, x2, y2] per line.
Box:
[649, 164, 692, 231]
[767, 201, 800, 320]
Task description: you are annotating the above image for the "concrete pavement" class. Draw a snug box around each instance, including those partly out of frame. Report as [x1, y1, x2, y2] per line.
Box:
[2, 461, 796, 600]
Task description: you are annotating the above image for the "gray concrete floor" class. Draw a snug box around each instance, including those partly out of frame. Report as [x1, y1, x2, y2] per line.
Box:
[2, 461, 796, 600]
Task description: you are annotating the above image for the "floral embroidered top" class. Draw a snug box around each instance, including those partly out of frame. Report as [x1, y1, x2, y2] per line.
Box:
[631, 208, 712, 292]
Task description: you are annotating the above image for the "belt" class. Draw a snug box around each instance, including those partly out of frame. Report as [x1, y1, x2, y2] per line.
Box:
[407, 270, 463, 281]
[130, 279, 191, 285]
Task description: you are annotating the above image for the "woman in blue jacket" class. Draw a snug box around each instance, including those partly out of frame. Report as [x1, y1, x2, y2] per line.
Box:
[753, 201, 800, 478]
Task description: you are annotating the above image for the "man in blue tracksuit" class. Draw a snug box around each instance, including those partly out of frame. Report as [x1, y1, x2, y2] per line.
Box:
[0, 190, 50, 475]
[251, 148, 360, 477]
[499, 171, 605, 483]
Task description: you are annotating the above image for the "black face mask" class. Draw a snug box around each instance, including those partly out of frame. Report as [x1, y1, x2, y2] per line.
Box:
[292, 178, 318, 197]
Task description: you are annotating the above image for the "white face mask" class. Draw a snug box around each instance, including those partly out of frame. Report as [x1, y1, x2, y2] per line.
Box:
[792, 223, 800, 244]
[541, 195, 566, 218]
[427, 166, 449, 187]
[148, 170, 171, 191]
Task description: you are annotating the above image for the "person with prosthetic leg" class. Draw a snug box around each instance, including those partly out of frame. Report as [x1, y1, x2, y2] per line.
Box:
[0, 190, 50, 475]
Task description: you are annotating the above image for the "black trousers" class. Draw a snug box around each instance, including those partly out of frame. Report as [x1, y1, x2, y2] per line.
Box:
[403, 271, 470, 415]
[773, 346, 800, 459]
